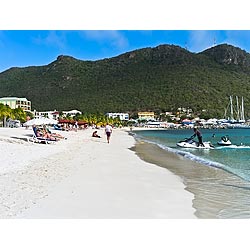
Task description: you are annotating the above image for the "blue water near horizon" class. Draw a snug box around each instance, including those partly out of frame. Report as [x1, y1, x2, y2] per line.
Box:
[133, 128, 250, 182]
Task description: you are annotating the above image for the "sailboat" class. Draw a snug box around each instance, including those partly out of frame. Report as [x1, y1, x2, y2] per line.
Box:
[223, 96, 248, 128]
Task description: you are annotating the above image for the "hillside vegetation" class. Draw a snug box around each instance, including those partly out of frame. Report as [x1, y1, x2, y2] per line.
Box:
[1, 43, 250, 118]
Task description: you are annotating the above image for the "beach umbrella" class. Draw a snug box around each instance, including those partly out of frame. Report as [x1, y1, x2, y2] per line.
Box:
[23, 118, 44, 126]
[42, 117, 58, 125]
[23, 117, 58, 126]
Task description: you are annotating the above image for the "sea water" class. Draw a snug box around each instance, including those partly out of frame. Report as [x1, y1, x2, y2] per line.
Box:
[134, 128, 250, 182]
[132, 128, 250, 218]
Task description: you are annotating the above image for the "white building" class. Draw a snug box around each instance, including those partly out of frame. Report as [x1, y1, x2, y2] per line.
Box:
[33, 110, 60, 120]
[32, 109, 82, 119]
[106, 112, 129, 121]
[0, 97, 31, 111]
[62, 109, 82, 117]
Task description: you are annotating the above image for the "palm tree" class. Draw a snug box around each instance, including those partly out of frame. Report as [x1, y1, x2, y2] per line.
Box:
[0, 104, 13, 127]
[12, 107, 27, 123]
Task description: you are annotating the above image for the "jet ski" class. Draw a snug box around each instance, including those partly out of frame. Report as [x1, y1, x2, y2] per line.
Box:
[176, 137, 214, 149]
[217, 135, 232, 146]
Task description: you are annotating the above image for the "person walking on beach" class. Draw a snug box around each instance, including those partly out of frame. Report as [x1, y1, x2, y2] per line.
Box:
[74, 121, 78, 132]
[192, 127, 205, 147]
[105, 123, 112, 143]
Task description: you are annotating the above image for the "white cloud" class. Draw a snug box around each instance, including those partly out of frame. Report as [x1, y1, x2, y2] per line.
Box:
[33, 31, 66, 49]
[81, 30, 128, 50]
[187, 30, 250, 53]
[187, 31, 218, 53]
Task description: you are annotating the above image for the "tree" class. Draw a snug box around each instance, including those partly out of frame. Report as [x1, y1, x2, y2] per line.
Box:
[12, 108, 27, 123]
[0, 104, 13, 127]
[25, 111, 34, 120]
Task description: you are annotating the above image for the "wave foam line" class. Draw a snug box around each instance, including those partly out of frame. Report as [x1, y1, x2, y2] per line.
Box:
[134, 135, 226, 170]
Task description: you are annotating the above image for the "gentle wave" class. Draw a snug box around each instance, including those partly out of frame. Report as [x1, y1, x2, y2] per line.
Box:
[132, 130, 250, 218]
[133, 132, 250, 181]
[216, 145, 250, 149]
[134, 135, 227, 170]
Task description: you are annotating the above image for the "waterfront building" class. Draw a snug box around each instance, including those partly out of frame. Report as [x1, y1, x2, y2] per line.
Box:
[33, 109, 82, 120]
[106, 112, 129, 121]
[138, 111, 155, 121]
[33, 110, 60, 120]
[62, 109, 82, 117]
[0, 97, 31, 111]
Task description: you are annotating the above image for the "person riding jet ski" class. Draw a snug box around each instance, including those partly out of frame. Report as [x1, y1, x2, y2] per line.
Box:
[192, 127, 205, 147]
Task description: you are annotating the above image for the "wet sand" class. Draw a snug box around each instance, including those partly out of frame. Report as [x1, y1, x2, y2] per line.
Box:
[132, 139, 250, 218]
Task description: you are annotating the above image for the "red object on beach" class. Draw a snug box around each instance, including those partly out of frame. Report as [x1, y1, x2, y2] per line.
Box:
[58, 119, 73, 124]
[77, 121, 88, 126]
[58, 119, 88, 125]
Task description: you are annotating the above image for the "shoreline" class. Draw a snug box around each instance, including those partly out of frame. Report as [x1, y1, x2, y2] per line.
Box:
[0, 127, 196, 219]
[130, 130, 250, 218]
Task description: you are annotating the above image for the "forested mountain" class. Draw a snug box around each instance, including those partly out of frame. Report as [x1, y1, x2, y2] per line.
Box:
[1, 43, 250, 118]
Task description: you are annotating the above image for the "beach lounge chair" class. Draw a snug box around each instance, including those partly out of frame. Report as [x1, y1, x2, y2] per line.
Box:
[53, 124, 62, 130]
[32, 126, 57, 144]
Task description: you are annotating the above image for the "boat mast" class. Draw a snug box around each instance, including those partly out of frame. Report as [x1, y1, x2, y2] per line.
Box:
[241, 96, 245, 121]
[230, 96, 234, 121]
[236, 96, 240, 121]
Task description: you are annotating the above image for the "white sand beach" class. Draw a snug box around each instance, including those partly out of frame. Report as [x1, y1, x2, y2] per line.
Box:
[0, 126, 195, 219]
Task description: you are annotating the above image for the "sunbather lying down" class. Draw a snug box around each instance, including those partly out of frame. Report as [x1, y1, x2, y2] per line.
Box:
[43, 125, 67, 140]
[32, 125, 58, 141]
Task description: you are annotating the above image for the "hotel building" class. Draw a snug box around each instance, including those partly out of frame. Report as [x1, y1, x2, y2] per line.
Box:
[0, 97, 31, 112]
[137, 111, 155, 120]
[106, 112, 129, 121]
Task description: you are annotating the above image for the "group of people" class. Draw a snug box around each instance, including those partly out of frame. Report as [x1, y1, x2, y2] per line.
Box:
[33, 123, 113, 144]
[33, 123, 203, 146]
[92, 123, 113, 143]
[33, 125, 66, 141]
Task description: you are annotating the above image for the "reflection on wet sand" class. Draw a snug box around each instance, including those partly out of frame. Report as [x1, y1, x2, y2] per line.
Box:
[132, 140, 250, 218]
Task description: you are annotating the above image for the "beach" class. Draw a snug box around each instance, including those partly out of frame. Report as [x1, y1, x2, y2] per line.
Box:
[1, 127, 249, 250]
[0, 126, 196, 219]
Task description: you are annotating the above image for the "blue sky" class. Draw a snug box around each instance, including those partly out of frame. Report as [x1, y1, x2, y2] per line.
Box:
[1, 30, 250, 73]
[1, 0, 250, 73]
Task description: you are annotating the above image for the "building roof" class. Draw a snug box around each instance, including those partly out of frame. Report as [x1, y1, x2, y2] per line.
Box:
[0, 97, 30, 102]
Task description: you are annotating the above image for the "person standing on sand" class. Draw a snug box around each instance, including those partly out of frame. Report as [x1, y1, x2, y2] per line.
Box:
[105, 123, 112, 143]
[74, 121, 78, 132]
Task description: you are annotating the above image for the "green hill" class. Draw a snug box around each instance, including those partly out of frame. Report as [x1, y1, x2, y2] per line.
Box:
[1, 43, 250, 118]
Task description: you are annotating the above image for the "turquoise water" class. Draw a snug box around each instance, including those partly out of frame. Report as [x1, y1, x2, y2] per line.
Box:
[133, 128, 250, 182]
